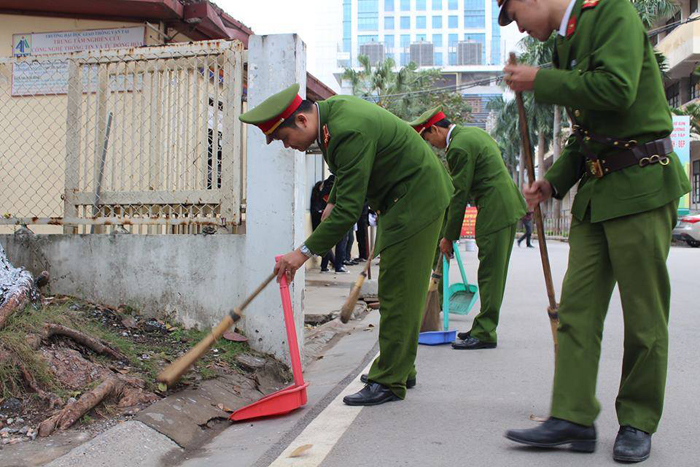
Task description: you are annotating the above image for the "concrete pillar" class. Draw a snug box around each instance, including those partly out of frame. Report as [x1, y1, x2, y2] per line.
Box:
[244, 34, 307, 363]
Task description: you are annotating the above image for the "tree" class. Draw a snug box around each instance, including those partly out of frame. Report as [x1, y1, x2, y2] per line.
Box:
[342, 56, 473, 126]
[633, 0, 679, 29]
[672, 104, 700, 137]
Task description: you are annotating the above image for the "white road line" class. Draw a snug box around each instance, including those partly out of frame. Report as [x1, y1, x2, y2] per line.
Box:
[267, 354, 378, 467]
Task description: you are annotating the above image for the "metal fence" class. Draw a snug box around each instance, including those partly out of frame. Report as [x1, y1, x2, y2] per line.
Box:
[0, 40, 246, 234]
[542, 215, 571, 238]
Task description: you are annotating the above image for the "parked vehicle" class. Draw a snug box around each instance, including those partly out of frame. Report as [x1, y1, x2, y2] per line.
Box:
[673, 212, 700, 248]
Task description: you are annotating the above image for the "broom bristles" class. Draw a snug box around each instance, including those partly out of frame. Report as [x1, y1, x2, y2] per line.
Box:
[420, 286, 442, 332]
[340, 274, 366, 323]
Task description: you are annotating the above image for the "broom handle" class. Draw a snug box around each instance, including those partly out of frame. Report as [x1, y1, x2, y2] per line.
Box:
[157, 272, 276, 385]
[509, 53, 559, 316]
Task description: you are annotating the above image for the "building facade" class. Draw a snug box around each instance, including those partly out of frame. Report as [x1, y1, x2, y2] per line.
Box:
[336, 0, 504, 129]
[655, 0, 700, 212]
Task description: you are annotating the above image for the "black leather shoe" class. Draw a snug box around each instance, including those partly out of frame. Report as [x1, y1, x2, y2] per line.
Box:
[457, 331, 470, 340]
[452, 336, 497, 349]
[343, 382, 400, 406]
[505, 417, 596, 453]
[613, 426, 651, 463]
[360, 374, 416, 389]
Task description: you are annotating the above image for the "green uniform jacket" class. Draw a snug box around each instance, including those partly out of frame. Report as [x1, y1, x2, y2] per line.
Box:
[533, 0, 690, 222]
[444, 125, 526, 241]
[305, 96, 453, 255]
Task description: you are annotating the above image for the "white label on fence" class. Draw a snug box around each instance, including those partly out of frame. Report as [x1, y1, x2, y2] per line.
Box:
[12, 63, 144, 96]
[13, 27, 145, 57]
[11, 27, 145, 96]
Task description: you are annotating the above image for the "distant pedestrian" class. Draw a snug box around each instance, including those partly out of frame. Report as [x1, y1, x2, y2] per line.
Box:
[517, 211, 534, 248]
[355, 203, 370, 261]
[311, 180, 336, 272]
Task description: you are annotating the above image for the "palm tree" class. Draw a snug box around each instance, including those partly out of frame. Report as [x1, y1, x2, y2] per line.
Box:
[673, 104, 700, 137]
[633, 0, 679, 29]
[342, 57, 472, 124]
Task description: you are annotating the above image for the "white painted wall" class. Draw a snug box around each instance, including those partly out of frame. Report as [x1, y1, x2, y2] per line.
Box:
[0, 34, 309, 365]
[241, 34, 308, 363]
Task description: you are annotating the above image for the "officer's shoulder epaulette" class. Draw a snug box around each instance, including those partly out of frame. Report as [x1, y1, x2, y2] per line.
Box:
[582, 0, 600, 10]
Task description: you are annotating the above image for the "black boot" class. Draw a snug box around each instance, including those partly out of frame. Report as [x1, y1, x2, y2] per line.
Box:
[343, 382, 400, 406]
[457, 331, 470, 340]
[505, 417, 596, 452]
[360, 374, 416, 389]
[613, 426, 651, 463]
[452, 335, 497, 350]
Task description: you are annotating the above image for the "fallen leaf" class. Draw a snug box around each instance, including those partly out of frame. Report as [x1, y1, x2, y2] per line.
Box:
[121, 317, 138, 329]
[289, 444, 313, 458]
[223, 330, 248, 342]
[217, 403, 234, 413]
[367, 324, 375, 328]
[157, 383, 168, 393]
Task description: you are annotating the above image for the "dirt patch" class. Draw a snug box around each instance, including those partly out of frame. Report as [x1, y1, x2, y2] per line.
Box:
[0, 296, 289, 456]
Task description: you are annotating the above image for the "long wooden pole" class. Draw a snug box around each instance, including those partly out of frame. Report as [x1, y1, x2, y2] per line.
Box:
[157, 272, 276, 386]
[509, 53, 559, 353]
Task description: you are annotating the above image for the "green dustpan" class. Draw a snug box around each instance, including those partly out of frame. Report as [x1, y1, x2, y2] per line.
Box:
[447, 241, 479, 316]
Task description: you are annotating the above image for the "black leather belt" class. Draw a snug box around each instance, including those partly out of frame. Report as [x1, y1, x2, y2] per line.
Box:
[566, 110, 673, 179]
[584, 136, 672, 179]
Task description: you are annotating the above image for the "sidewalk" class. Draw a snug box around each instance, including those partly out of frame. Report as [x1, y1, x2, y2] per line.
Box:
[32, 261, 381, 467]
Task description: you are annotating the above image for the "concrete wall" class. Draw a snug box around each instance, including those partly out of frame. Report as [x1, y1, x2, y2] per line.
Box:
[244, 34, 307, 362]
[0, 34, 309, 364]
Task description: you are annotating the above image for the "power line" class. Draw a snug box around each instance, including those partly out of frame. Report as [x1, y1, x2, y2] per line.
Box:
[356, 13, 691, 102]
[646, 14, 700, 37]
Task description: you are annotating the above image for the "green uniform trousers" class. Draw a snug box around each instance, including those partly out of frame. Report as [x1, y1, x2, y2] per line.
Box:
[551, 201, 678, 434]
[468, 223, 517, 344]
[367, 215, 443, 399]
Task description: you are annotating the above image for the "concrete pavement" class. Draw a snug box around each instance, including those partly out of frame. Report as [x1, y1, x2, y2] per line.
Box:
[259, 242, 700, 467]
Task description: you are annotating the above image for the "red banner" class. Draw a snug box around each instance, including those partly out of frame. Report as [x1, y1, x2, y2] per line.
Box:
[460, 207, 478, 238]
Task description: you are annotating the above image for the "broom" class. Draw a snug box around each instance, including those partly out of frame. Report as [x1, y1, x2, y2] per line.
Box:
[509, 52, 559, 353]
[157, 272, 276, 386]
[420, 253, 444, 332]
[339, 243, 377, 323]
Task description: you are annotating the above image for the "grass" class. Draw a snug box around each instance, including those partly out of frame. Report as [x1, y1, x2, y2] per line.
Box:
[0, 302, 75, 399]
[0, 298, 252, 400]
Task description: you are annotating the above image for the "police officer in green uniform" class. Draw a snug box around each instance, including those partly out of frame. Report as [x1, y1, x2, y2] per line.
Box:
[239, 84, 452, 406]
[497, 0, 691, 461]
[408, 108, 526, 350]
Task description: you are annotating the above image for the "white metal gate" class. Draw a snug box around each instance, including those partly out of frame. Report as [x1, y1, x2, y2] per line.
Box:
[0, 40, 246, 234]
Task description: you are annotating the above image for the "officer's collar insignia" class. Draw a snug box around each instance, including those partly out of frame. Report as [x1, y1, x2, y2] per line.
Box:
[582, 0, 599, 10]
[566, 15, 577, 37]
[323, 124, 331, 148]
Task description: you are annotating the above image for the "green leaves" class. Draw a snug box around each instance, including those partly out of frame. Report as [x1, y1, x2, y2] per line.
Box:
[342, 56, 473, 126]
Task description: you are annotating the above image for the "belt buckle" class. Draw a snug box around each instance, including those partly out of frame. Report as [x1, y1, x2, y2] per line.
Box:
[587, 159, 604, 179]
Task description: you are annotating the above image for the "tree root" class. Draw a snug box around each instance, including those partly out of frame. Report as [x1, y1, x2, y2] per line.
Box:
[42, 323, 127, 361]
[38, 376, 125, 437]
[19, 363, 63, 409]
[0, 286, 33, 330]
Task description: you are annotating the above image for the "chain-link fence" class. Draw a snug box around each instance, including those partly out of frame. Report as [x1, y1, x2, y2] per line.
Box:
[0, 40, 246, 234]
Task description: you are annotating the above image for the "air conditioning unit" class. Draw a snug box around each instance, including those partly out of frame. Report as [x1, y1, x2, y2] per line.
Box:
[457, 41, 482, 65]
[359, 42, 385, 66]
[410, 42, 434, 66]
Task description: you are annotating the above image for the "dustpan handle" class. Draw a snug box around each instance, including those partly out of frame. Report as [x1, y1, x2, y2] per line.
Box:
[443, 255, 450, 330]
[277, 256, 305, 387]
[453, 241, 470, 287]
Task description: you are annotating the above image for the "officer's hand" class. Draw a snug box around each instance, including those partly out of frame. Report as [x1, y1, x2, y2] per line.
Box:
[274, 249, 309, 282]
[439, 238, 454, 257]
[523, 180, 553, 209]
[503, 64, 539, 92]
[321, 203, 335, 222]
